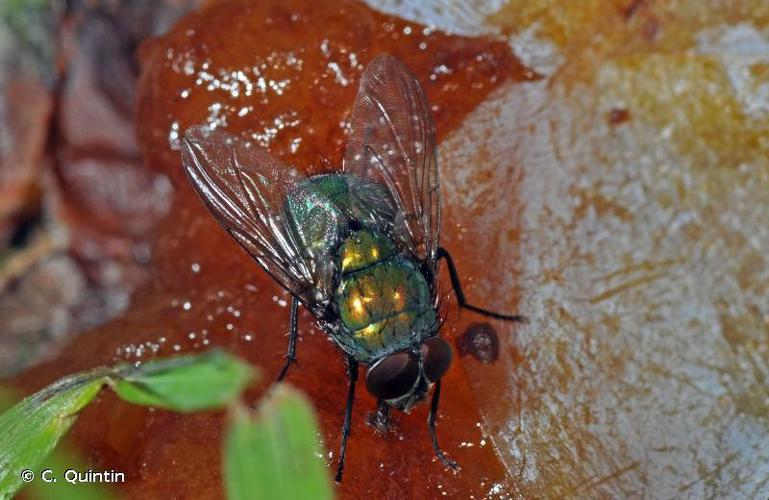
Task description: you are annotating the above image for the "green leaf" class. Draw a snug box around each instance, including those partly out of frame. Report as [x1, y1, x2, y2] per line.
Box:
[112, 350, 256, 412]
[225, 384, 334, 500]
[0, 371, 108, 499]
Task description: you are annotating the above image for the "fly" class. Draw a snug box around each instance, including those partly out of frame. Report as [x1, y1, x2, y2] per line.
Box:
[180, 54, 524, 482]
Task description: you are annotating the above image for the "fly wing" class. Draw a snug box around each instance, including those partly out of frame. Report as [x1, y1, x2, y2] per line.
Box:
[343, 54, 440, 269]
[181, 125, 329, 312]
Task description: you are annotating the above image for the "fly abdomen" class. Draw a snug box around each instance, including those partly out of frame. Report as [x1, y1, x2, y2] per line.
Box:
[336, 230, 436, 356]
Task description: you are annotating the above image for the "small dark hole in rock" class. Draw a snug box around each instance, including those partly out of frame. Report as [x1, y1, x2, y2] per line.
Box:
[457, 322, 499, 364]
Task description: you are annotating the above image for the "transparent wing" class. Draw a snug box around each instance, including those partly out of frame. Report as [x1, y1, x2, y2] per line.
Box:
[343, 54, 440, 268]
[181, 125, 329, 312]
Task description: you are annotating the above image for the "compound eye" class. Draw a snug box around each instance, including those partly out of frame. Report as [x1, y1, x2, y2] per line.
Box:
[365, 351, 420, 400]
[421, 337, 453, 383]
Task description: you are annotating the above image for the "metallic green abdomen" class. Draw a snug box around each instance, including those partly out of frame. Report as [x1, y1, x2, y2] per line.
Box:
[336, 230, 436, 358]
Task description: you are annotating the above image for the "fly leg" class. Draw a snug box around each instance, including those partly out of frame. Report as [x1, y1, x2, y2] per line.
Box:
[335, 355, 359, 483]
[428, 380, 459, 470]
[276, 297, 300, 382]
[437, 247, 526, 322]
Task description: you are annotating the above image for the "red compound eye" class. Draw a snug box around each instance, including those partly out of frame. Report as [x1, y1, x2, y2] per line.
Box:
[365, 351, 420, 400]
[421, 337, 452, 383]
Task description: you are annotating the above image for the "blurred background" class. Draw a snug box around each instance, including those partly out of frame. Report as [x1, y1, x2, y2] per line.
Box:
[1, 0, 769, 498]
[0, 0, 198, 376]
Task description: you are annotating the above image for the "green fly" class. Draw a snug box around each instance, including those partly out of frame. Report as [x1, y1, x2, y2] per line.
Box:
[181, 54, 523, 481]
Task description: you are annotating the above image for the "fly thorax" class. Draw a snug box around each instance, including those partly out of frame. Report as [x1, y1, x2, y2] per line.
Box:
[284, 175, 350, 256]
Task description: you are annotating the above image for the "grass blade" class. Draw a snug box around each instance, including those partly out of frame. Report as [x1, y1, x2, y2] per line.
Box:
[0, 371, 108, 499]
